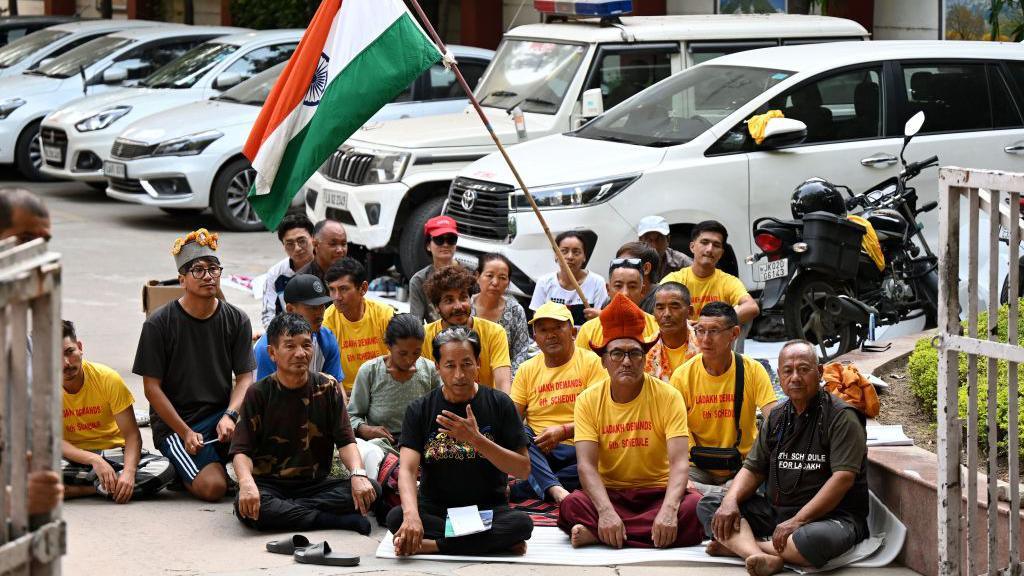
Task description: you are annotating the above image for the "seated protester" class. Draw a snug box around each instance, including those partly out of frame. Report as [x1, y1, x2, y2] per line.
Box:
[670, 302, 777, 494]
[409, 215, 459, 324]
[254, 274, 342, 382]
[575, 257, 659, 350]
[388, 327, 533, 556]
[615, 241, 660, 313]
[559, 293, 704, 549]
[61, 320, 174, 503]
[697, 340, 869, 575]
[261, 214, 315, 329]
[646, 283, 697, 381]
[232, 313, 380, 534]
[660, 220, 759, 324]
[637, 215, 692, 282]
[471, 253, 532, 374]
[421, 265, 512, 392]
[530, 231, 609, 327]
[348, 313, 441, 477]
[323, 257, 395, 394]
[510, 302, 605, 504]
[296, 218, 348, 283]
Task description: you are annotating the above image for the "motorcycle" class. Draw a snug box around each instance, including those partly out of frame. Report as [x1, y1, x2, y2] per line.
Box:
[748, 111, 940, 359]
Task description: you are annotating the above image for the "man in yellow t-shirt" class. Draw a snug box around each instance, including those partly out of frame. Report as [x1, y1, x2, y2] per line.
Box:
[323, 257, 394, 393]
[558, 294, 704, 549]
[61, 320, 174, 503]
[659, 220, 759, 324]
[576, 257, 659, 350]
[669, 302, 777, 494]
[510, 302, 605, 504]
[646, 282, 697, 381]
[420, 265, 511, 392]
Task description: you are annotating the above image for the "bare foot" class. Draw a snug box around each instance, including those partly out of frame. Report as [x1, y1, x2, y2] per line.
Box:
[508, 541, 528, 555]
[570, 524, 599, 548]
[548, 486, 570, 504]
[746, 553, 785, 576]
[705, 540, 738, 557]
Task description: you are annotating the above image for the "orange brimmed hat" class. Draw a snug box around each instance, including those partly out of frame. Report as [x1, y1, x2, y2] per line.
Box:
[590, 292, 659, 354]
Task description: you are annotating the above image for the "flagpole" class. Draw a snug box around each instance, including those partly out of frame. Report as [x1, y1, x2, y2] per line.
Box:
[406, 0, 592, 310]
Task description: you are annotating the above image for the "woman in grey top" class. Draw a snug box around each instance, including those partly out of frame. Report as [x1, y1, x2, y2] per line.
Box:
[471, 253, 533, 376]
[348, 314, 440, 475]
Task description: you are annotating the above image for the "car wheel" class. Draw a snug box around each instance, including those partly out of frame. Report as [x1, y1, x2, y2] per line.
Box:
[15, 120, 51, 182]
[211, 158, 263, 232]
[398, 195, 446, 280]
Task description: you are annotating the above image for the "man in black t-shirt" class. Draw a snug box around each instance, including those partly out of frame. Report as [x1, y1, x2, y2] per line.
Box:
[388, 327, 533, 556]
[231, 313, 379, 533]
[133, 229, 256, 502]
[696, 340, 869, 575]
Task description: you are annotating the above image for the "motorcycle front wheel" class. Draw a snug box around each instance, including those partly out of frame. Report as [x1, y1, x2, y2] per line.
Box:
[783, 272, 860, 361]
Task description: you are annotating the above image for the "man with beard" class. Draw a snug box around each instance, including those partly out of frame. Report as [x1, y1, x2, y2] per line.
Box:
[255, 274, 342, 382]
[510, 302, 605, 504]
[420, 265, 511, 392]
[297, 218, 348, 283]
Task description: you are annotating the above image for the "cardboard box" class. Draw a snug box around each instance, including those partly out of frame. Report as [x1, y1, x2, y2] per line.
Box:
[142, 279, 226, 317]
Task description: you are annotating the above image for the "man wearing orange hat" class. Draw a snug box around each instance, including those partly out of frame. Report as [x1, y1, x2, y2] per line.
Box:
[559, 293, 704, 549]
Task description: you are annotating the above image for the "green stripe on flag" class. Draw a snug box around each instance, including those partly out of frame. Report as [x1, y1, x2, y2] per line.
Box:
[249, 13, 441, 230]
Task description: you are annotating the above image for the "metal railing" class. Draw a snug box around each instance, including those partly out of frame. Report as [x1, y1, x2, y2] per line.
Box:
[937, 166, 1022, 576]
[0, 237, 64, 575]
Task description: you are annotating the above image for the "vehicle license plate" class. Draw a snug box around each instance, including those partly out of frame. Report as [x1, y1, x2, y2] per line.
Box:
[757, 259, 788, 282]
[42, 145, 62, 163]
[325, 190, 348, 209]
[103, 161, 126, 179]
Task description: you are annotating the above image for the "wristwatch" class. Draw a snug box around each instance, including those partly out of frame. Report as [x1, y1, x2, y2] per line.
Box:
[225, 409, 240, 423]
[350, 468, 368, 478]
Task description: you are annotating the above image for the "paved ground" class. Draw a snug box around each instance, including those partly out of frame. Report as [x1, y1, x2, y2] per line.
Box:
[7, 173, 922, 575]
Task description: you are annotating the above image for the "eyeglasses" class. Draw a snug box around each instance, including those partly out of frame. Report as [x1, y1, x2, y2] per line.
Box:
[431, 234, 458, 246]
[607, 349, 645, 363]
[188, 265, 223, 279]
[693, 326, 731, 339]
[283, 237, 309, 250]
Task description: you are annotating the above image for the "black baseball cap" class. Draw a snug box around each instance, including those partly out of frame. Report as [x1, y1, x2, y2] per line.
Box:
[284, 274, 332, 306]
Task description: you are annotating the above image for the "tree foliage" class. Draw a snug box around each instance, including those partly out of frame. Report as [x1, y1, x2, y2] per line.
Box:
[230, 0, 321, 29]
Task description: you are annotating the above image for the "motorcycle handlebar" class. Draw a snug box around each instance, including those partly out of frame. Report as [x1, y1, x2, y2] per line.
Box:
[904, 155, 939, 178]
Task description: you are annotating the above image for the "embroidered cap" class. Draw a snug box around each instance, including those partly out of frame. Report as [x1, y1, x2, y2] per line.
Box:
[171, 228, 219, 271]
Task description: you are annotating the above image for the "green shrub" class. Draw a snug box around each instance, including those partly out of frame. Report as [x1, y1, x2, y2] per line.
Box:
[230, 0, 320, 29]
[907, 300, 1024, 460]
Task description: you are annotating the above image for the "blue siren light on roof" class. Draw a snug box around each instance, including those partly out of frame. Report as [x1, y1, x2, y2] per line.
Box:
[533, 0, 634, 17]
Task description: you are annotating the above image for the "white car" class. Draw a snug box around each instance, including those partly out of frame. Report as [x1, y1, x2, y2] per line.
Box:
[0, 24, 244, 181]
[39, 29, 299, 185]
[449, 40, 1024, 299]
[0, 20, 160, 79]
[105, 44, 493, 232]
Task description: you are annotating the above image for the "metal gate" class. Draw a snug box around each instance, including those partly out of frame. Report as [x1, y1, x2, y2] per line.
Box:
[937, 167, 1023, 576]
[0, 236, 64, 575]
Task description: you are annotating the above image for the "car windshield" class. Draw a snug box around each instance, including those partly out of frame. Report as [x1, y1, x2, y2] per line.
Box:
[33, 35, 130, 78]
[476, 39, 586, 115]
[0, 29, 69, 68]
[213, 61, 283, 105]
[140, 41, 237, 88]
[573, 64, 794, 147]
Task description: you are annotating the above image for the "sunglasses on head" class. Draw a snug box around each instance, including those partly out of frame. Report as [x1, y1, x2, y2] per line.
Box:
[431, 234, 458, 246]
[610, 257, 644, 272]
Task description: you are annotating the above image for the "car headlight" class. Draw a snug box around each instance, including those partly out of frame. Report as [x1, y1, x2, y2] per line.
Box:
[74, 105, 132, 132]
[320, 145, 410, 185]
[511, 174, 640, 211]
[0, 98, 25, 120]
[152, 130, 223, 157]
[364, 149, 410, 184]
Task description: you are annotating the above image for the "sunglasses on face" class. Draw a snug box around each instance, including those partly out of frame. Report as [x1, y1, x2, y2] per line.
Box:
[431, 234, 458, 246]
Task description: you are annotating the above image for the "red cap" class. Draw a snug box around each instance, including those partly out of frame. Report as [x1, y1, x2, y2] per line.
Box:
[424, 215, 458, 237]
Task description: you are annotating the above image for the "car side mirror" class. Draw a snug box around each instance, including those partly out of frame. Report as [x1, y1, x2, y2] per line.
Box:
[102, 67, 127, 84]
[36, 57, 53, 68]
[758, 117, 807, 149]
[213, 72, 242, 90]
[581, 88, 604, 118]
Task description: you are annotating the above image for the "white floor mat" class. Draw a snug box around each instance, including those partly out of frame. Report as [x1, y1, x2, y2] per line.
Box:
[375, 492, 904, 573]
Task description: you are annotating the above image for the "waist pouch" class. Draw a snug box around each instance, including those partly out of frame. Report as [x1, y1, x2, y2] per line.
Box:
[690, 446, 744, 472]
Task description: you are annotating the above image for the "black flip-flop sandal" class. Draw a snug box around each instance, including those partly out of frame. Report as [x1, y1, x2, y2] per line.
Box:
[266, 534, 310, 555]
[294, 541, 359, 566]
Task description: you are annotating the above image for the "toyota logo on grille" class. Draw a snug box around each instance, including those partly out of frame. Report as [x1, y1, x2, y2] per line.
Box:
[461, 188, 477, 212]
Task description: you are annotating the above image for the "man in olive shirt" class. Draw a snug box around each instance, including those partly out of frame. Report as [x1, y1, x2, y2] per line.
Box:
[696, 340, 869, 575]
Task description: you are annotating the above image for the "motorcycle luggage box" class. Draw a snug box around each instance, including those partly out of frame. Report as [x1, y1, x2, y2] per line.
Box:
[801, 211, 866, 279]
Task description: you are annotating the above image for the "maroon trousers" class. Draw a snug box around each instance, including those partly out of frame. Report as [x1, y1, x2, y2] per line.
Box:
[558, 486, 704, 548]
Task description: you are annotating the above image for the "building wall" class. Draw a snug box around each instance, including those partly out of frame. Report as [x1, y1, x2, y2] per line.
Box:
[873, 0, 940, 40]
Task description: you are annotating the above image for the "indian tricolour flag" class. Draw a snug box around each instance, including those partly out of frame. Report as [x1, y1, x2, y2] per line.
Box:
[244, 0, 442, 229]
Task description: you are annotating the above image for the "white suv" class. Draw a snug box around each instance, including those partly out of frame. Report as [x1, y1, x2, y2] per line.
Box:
[450, 41, 1024, 298]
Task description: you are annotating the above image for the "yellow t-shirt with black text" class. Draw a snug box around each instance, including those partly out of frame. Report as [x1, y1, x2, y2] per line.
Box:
[62, 360, 134, 451]
[660, 267, 749, 321]
[669, 353, 776, 476]
[574, 373, 689, 489]
[323, 298, 394, 393]
[574, 311, 660, 350]
[422, 317, 510, 389]
[510, 348, 605, 444]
